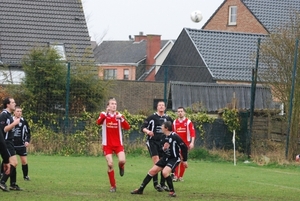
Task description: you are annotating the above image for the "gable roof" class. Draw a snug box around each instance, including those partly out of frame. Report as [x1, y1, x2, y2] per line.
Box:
[93, 41, 148, 64]
[242, 0, 300, 33]
[157, 28, 267, 82]
[0, 0, 93, 64]
[170, 81, 276, 112]
[154, 40, 175, 60]
[93, 40, 169, 65]
[187, 29, 267, 81]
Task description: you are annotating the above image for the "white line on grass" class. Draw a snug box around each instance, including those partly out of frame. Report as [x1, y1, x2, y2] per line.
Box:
[248, 167, 300, 176]
[249, 181, 300, 191]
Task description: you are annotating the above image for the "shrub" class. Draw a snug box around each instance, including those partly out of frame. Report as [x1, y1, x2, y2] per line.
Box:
[29, 109, 242, 157]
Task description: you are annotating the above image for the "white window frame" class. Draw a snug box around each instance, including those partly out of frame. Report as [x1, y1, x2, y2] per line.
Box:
[228, 6, 237, 25]
[50, 43, 67, 61]
[104, 69, 117, 80]
[123, 69, 129, 80]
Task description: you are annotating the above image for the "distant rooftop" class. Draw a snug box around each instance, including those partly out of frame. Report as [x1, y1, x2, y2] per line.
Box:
[0, 0, 93, 63]
[242, 0, 300, 33]
[186, 28, 267, 81]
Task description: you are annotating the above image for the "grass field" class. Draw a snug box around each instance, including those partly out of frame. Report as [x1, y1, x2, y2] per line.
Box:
[1, 154, 300, 201]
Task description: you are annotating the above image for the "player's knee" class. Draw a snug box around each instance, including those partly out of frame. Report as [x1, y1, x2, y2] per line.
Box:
[119, 159, 125, 165]
[10, 159, 18, 167]
[21, 159, 27, 165]
[149, 167, 160, 176]
[107, 163, 113, 170]
[148, 169, 156, 176]
[10, 162, 17, 167]
[162, 169, 171, 178]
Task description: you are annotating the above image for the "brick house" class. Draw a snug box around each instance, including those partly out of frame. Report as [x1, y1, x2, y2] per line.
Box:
[157, 0, 300, 85]
[155, 0, 300, 111]
[93, 33, 173, 81]
[203, 0, 300, 34]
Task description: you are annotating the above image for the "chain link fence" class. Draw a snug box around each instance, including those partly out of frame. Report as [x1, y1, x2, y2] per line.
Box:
[0, 60, 278, 152]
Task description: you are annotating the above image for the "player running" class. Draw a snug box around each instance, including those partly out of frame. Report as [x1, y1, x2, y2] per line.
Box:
[131, 121, 188, 197]
[140, 101, 173, 192]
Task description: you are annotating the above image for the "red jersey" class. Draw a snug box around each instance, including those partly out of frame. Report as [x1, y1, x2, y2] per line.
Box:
[96, 112, 130, 146]
[172, 117, 195, 146]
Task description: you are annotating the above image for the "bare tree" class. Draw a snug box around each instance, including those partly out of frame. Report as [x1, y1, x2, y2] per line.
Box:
[259, 12, 300, 160]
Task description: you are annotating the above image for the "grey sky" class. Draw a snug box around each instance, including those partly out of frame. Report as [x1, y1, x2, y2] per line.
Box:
[82, 0, 223, 43]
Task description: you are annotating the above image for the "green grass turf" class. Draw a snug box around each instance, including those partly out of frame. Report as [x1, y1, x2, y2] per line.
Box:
[1, 155, 300, 201]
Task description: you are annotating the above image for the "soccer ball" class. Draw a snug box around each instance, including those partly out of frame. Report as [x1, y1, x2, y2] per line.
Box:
[190, 10, 203, 23]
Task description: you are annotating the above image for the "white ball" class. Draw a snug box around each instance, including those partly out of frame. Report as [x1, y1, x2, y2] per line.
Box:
[190, 10, 203, 23]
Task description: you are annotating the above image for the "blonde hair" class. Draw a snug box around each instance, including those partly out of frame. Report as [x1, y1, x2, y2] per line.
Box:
[107, 97, 116, 105]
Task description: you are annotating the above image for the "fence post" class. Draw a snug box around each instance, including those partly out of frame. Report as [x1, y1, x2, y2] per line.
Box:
[248, 38, 261, 158]
[65, 62, 71, 132]
[285, 38, 299, 159]
[164, 66, 168, 105]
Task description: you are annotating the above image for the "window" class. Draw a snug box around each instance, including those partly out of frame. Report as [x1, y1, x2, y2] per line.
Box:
[123, 69, 129, 80]
[49, 43, 66, 60]
[104, 69, 117, 80]
[228, 6, 237, 25]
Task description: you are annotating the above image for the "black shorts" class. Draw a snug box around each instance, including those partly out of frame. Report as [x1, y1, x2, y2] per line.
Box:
[156, 157, 181, 170]
[15, 147, 27, 156]
[5, 141, 16, 157]
[146, 140, 163, 157]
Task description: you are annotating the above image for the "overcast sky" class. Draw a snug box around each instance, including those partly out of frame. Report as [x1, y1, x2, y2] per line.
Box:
[82, 0, 224, 43]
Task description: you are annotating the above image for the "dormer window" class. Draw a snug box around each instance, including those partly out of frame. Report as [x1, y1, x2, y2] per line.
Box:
[49, 43, 66, 60]
[228, 6, 237, 25]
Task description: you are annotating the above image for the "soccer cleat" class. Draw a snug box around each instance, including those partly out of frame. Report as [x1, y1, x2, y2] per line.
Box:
[172, 176, 178, 182]
[24, 176, 30, 181]
[154, 184, 164, 192]
[9, 184, 23, 191]
[109, 186, 116, 192]
[0, 183, 9, 192]
[161, 185, 170, 192]
[169, 191, 176, 197]
[119, 166, 124, 177]
[178, 177, 184, 182]
[130, 188, 143, 194]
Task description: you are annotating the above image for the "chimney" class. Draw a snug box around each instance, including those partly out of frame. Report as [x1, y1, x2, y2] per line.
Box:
[134, 31, 147, 42]
[146, 34, 161, 70]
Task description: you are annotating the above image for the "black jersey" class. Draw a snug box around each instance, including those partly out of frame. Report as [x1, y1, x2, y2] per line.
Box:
[0, 129, 9, 163]
[141, 112, 173, 141]
[13, 117, 31, 147]
[162, 132, 188, 161]
[0, 109, 15, 141]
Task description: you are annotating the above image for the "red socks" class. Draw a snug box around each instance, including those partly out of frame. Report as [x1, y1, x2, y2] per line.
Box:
[179, 162, 186, 178]
[108, 170, 116, 187]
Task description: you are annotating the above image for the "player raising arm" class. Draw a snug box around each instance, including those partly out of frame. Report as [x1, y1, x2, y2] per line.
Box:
[96, 98, 130, 193]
